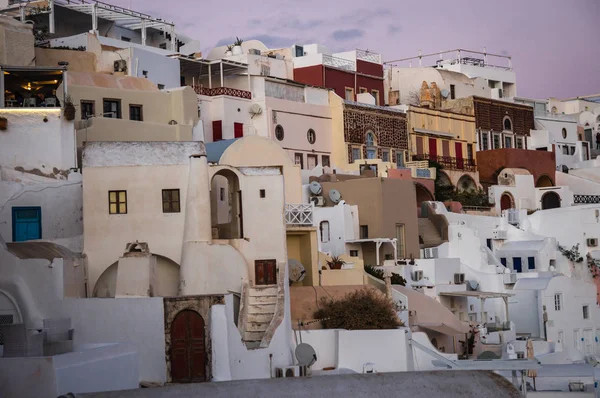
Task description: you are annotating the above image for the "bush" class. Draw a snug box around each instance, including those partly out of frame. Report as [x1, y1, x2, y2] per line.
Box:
[364, 264, 406, 286]
[314, 288, 402, 330]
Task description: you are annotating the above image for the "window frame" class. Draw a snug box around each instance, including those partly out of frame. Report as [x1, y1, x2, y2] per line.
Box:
[503, 116, 513, 131]
[321, 155, 330, 167]
[108, 190, 127, 214]
[396, 151, 405, 168]
[319, 221, 330, 243]
[306, 154, 318, 170]
[450, 84, 456, 100]
[349, 250, 359, 257]
[516, 136, 524, 149]
[371, 89, 380, 105]
[129, 104, 143, 121]
[275, 124, 284, 141]
[492, 132, 501, 149]
[345, 87, 354, 101]
[396, 223, 406, 258]
[359, 87, 368, 94]
[294, 153, 304, 169]
[359, 225, 369, 239]
[554, 293, 562, 311]
[481, 131, 490, 150]
[161, 189, 181, 213]
[351, 147, 362, 162]
[103, 98, 122, 119]
[307, 128, 316, 144]
[504, 134, 513, 149]
[381, 149, 390, 162]
[80, 100, 95, 120]
[583, 305, 589, 319]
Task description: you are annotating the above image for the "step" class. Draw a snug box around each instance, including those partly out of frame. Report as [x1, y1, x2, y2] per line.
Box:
[246, 321, 270, 332]
[249, 287, 278, 297]
[244, 331, 264, 342]
[248, 295, 277, 305]
[248, 303, 276, 314]
[247, 313, 273, 323]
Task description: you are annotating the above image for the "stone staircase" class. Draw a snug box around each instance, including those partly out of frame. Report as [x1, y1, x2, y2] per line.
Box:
[418, 218, 444, 248]
[241, 285, 278, 349]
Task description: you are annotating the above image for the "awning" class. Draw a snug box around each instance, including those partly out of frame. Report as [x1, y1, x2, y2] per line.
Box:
[513, 277, 553, 291]
[413, 127, 455, 138]
[496, 240, 546, 253]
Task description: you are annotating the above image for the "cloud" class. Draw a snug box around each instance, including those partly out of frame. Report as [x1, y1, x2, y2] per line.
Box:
[286, 18, 323, 30]
[250, 34, 295, 48]
[388, 24, 402, 34]
[332, 29, 365, 41]
[343, 7, 391, 25]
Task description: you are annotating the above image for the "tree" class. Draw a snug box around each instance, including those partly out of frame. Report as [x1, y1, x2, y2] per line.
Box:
[406, 90, 421, 106]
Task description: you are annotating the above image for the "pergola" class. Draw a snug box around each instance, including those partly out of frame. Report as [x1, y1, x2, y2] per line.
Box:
[346, 238, 397, 266]
[439, 291, 514, 326]
[175, 56, 250, 90]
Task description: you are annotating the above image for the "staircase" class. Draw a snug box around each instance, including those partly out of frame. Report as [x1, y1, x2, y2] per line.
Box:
[418, 218, 444, 248]
[240, 285, 279, 349]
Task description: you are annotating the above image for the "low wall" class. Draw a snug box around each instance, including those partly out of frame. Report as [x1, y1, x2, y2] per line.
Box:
[320, 268, 364, 286]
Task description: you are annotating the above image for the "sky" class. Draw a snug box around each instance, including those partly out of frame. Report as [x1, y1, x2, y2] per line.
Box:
[113, 0, 599, 99]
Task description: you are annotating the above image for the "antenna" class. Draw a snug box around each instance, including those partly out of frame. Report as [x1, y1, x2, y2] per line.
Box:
[288, 259, 306, 285]
[295, 343, 317, 367]
[309, 181, 322, 195]
[329, 189, 341, 204]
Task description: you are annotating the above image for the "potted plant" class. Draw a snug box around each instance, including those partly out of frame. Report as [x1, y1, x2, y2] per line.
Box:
[326, 255, 345, 270]
[224, 45, 234, 56]
[63, 94, 76, 121]
[0, 116, 7, 131]
[232, 37, 243, 55]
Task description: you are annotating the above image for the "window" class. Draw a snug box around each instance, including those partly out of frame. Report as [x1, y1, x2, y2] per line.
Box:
[481, 132, 489, 150]
[381, 150, 389, 162]
[467, 144, 473, 159]
[129, 105, 143, 121]
[504, 136, 512, 149]
[260, 189, 266, 198]
[503, 116, 512, 131]
[345, 87, 354, 101]
[295, 45, 304, 57]
[307, 128, 316, 144]
[103, 99, 121, 119]
[562, 128, 567, 139]
[234, 122, 243, 138]
[367, 148, 376, 159]
[450, 84, 456, 100]
[365, 131, 376, 159]
[359, 225, 369, 239]
[396, 224, 406, 258]
[157, 84, 165, 90]
[554, 293, 562, 311]
[352, 147, 361, 162]
[275, 124, 284, 141]
[396, 152, 405, 168]
[220, 187, 225, 201]
[513, 257, 522, 273]
[350, 250, 359, 257]
[12, 207, 41, 242]
[162, 189, 180, 213]
[294, 153, 304, 169]
[493, 133, 501, 149]
[319, 221, 330, 243]
[159, 43, 167, 49]
[371, 89, 380, 105]
[500, 258, 507, 266]
[569, 146, 575, 155]
[212, 120, 223, 141]
[583, 305, 589, 319]
[516, 136, 524, 149]
[121, 36, 131, 42]
[307, 154, 318, 170]
[321, 155, 330, 167]
[486, 239, 492, 250]
[528, 257, 535, 270]
[562, 145, 569, 155]
[359, 87, 368, 94]
[109, 190, 127, 214]
[81, 100, 95, 119]
[365, 132, 375, 146]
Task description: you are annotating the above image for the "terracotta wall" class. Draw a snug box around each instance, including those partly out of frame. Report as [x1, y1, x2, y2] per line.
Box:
[324, 67, 355, 98]
[356, 75, 384, 105]
[293, 65, 324, 87]
[356, 60, 383, 78]
[477, 148, 556, 187]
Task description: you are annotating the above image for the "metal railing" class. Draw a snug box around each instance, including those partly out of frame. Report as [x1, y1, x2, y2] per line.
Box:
[574, 195, 600, 204]
[412, 154, 477, 172]
[284, 204, 313, 226]
[322, 54, 355, 71]
[534, 110, 576, 121]
[193, 86, 252, 99]
[356, 49, 382, 64]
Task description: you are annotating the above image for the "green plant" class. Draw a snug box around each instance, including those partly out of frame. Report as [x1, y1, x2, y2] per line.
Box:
[557, 243, 583, 263]
[314, 288, 402, 330]
[326, 255, 345, 270]
[226, 45, 234, 52]
[63, 95, 76, 121]
[364, 264, 406, 285]
[586, 254, 600, 279]
[234, 37, 244, 46]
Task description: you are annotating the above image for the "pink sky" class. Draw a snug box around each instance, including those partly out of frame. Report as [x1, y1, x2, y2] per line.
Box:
[114, 0, 599, 99]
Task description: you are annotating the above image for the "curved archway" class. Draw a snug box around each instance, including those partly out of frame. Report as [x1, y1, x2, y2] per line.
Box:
[210, 168, 243, 239]
[541, 191, 561, 210]
[437, 171, 452, 188]
[457, 174, 477, 193]
[415, 183, 434, 206]
[0, 290, 22, 326]
[170, 310, 206, 382]
[93, 254, 180, 298]
[536, 174, 554, 188]
[500, 192, 514, 211]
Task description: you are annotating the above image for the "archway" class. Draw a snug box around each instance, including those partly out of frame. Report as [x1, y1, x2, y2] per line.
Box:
[536, 174, 554, 188]
[500, 192, 514, 211]
[210, 169, 243, 239]
[415, 183, 434, 207]
[541, 191, 561, 210]
[457, 174, 477, 193]
[170, 310, 206, 383]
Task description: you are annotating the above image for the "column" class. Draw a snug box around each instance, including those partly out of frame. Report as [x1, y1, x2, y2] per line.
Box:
[141, 19, 146, 46]
[91, 3, 98, 33]
[220, 62, 224, 88]
[49, 0, 55, 33]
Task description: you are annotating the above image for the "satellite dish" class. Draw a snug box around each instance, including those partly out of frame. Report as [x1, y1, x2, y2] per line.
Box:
[295, 343, 317, 367]
[440, 89, 449, 98]
[468, 280, 479, 291]
[288, 259, 306, 284]
[309, 181, 323, 195]
[249, 103, 263, 117]
[329, 189, 342, 204]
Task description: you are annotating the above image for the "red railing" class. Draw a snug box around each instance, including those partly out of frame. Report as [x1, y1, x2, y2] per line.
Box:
[193, 85, 251, 99]
[412, 154, 477, 172]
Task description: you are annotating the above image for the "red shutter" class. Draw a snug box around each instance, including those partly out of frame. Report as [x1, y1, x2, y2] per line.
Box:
[234, 122, 243, 138]
[212, 120, 222, 142]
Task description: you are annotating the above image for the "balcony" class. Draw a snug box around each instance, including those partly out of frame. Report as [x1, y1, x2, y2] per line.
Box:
[322, 54, 355, 71]
[412, 154, 476, 172]
[405, 160, 437, 180]
[284, 204, 313, 226]
[193, 86, 251, 100]
[356, 49, 382, 64]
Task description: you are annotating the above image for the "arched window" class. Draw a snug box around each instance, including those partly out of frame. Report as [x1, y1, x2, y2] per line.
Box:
[551, 106, 557, 114]
[365, 131, 376, 159]
[562, 128, 567, 139]
[319, 221, 330, 243]
[307, 128, 316, 144]
[275, 125, 284, 141]
[503, 116, 512, 131]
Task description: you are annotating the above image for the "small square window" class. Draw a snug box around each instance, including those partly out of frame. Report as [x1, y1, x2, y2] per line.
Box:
[381, 150, 389, 162]
[583, 305, 589, 319]
[129, 105, 143, 121]
[321, 155, 330, 167]
[350, 250, 359, 257]
[260, 189, 266, 198]
[109, 190, 127, 214]
[81, 100, 95, 119]
[162, 189, 180, 213]
[554, 293, 562, 311]
[352, 147, 361, 162]
[103, 99, 121, 119]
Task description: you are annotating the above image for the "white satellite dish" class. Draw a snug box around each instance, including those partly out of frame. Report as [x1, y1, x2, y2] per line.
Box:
[295, 343, 317, 367]
[440, 89, 450, 98]
[288, 259, 306, 284]
[309, 181, 323, 195]
[329, 189, 342, 204]
[249, 103, 263, 118]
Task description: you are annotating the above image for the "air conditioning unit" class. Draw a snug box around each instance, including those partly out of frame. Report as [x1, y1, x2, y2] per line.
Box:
[454, 273, 465, 284]
[248, 48, 261, 55]
[113, 59, 127, 73]
[423, 247, 438, 259]
[275, 366, 300, 378]
[493, 230, 508, 240]
[587, 238, 598, 247]
[310, 196, 325, 207]
[412, 270, 423, 282]
[503, 273, 517, 285]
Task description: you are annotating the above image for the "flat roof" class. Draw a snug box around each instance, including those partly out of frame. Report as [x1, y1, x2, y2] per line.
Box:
[439, 291, 513, 299]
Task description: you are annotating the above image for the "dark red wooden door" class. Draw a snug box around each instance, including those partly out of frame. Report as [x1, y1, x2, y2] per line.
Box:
[212, 120, 223, 142]
[428, 138, 437, 160]
[170, 310, 206, 383]
[500, 194, 513, 211]
[234, 122, 243, 138]
[454, 142, 463, 169]
[255, 259, 277, 285]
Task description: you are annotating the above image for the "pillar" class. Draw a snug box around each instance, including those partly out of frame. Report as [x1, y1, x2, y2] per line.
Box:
[182, 154, 212, 244]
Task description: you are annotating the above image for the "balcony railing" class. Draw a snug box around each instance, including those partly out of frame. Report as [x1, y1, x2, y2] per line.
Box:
[356, 49, 382, 64]
[412, 154, 476, 172]
[193, 86, 252, 99]
[284, 203, 313, 226]
[322, 54, 355, 71]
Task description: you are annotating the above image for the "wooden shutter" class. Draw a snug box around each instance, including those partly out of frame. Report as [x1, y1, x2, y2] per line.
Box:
[212, 120, 223, 141]
[234, 122, 243, 138]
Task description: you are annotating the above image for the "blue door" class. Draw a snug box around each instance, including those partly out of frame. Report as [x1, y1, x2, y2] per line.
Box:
[12, 207, 41, 242]
[513, 257, 522, 273]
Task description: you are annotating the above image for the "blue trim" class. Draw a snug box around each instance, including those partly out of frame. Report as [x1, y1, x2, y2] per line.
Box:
[11, 206, 42, 242]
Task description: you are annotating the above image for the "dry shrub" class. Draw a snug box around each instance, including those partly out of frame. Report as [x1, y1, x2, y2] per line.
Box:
[314, 287, 402, 330]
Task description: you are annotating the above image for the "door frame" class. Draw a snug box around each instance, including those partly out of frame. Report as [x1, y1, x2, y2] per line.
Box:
[11, 206, 42, 242]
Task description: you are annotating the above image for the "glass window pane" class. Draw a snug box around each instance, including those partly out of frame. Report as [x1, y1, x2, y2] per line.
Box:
[119, 191, 126, 202]
[173, 202, 180, 213]
[109, 203, 117, 214]
[119, 203, 127, 213]
[162, 190, 169, 200]
[172, 190, 179, 201]
[109, 191, 116, 202]
[163, 202, 170, 212]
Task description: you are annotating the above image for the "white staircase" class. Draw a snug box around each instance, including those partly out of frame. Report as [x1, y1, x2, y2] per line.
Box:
[418, 218, 444, 248]
[241, 285, 278, 349]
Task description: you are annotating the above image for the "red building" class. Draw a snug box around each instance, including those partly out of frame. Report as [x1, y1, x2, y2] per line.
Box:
[293, 45, 384, 105]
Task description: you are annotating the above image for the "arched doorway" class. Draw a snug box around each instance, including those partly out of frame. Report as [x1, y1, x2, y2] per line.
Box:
[457, 175, 477, 193]
[536, 175, 554, 188]
[211, 169, 243, 239]
[415, 183, 434, 207]
[541, 191, 561, 210]
[0, 291, 21, 340]
[500, 192, 514, 211]
[170, 310, 206, 383]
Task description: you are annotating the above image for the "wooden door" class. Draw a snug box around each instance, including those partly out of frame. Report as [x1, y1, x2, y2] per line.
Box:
[170, 310, 206, 383]
[454, 142, 463, 169]
[255, 259, 277, 285]
[442, 140, 450, 157]
[500, 194, 513, 211]
[428, 138, 437, 160]
[12, 207, 41, 242]
[416, 136, 424, 155]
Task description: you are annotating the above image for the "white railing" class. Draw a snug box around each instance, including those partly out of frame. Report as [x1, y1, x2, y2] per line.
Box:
[284, 203, 313, 226]
[534, 110, 576, 122]
[356, 49, 382, 64]
[322, 54, 355, 71]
